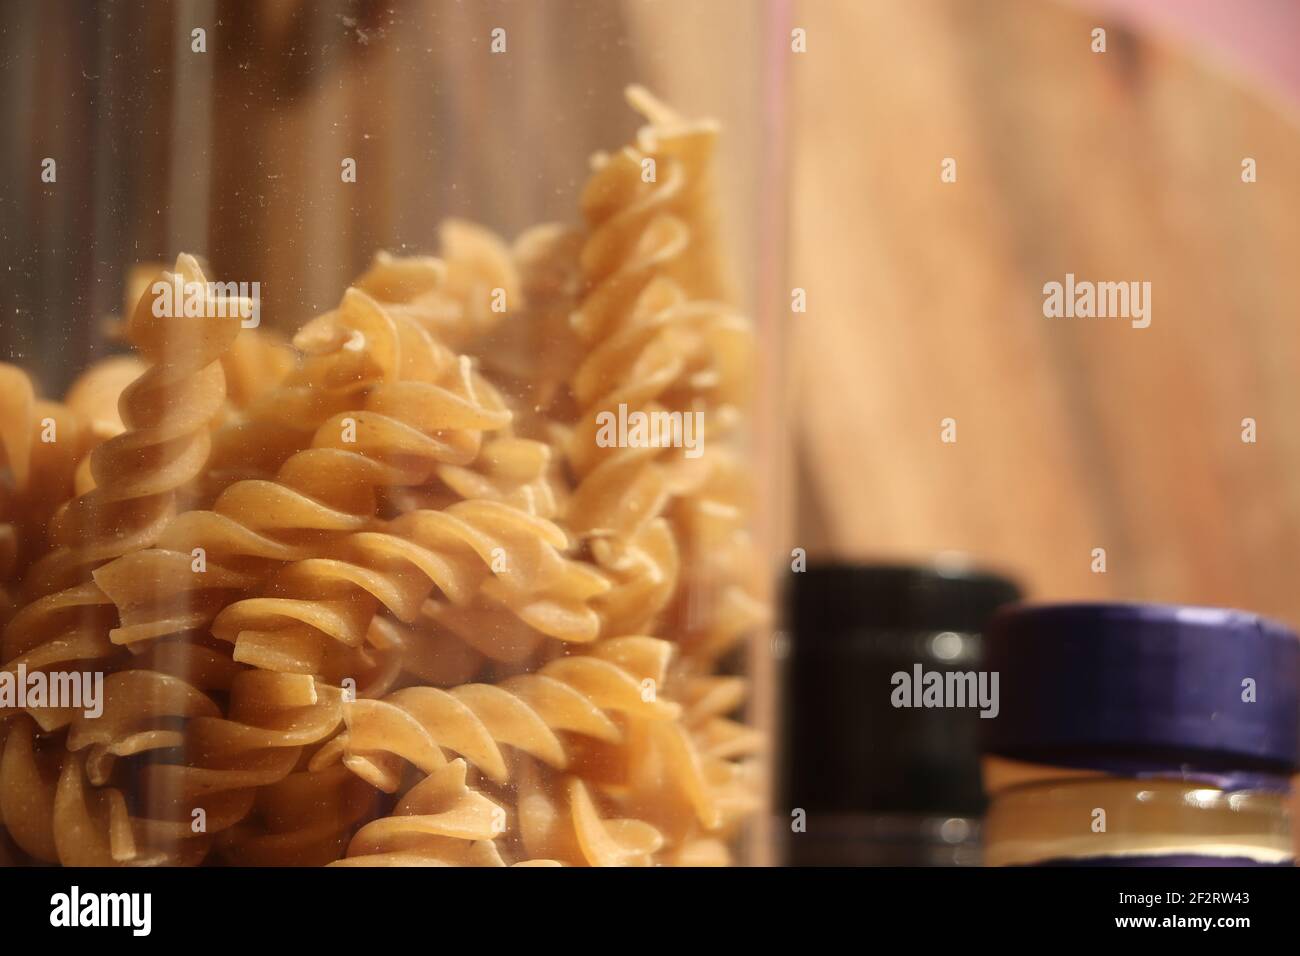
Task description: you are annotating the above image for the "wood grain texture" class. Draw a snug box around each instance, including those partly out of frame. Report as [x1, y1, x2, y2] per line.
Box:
[790, 0, 1300, 626]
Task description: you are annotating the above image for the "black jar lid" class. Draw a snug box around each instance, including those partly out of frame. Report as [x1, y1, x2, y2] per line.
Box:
[782, 560, 1022, 819]
[788, 560, 1023, 636]
[984, 602, 1300, 772]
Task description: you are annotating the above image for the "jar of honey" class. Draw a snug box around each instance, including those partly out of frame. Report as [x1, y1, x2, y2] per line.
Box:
[983, 603, 1298, 866]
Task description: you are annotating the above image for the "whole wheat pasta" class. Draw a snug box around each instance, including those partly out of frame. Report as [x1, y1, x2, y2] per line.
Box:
[0, 89, 764, 867]
[0, 365, 94, 580]
[22, 255, 247, 600]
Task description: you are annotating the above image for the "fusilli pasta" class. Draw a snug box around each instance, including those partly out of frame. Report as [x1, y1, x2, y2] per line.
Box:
[0, 88, 765, 867]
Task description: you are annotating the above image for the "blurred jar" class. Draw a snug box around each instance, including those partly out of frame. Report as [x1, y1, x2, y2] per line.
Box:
[780, 561, 1021, 865]
[0, 0, 788, 867]
[984, 603, 1299, 866]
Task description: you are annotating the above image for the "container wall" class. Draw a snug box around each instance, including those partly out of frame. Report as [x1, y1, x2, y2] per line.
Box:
[0, 0, 786, 867]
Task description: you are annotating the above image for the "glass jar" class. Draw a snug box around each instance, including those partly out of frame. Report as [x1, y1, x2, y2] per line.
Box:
[983, 603, 1299, 866]
[0, 0, 787, 867]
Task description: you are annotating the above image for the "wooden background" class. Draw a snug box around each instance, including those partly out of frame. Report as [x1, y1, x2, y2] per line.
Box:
[788, 0, 1300, 629]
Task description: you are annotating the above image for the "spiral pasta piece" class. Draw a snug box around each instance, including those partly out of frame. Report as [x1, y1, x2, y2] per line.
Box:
[489, 223, 588, 417]
[0, 366, 94, 585]
[386, 434, 565, 521]
[558, 88, 764, 681]
[0, 715, 64, 861]
[210, 500, 611, 687]
[93, 289, 513, 651]
[216, 761, 378, 866]
[63, 356, 149, 496]
[22, 255, 247, 599]
[1, 581, 120, 730]
[312, 636, 678, 794]
[63, 356, 148, 445]
[69, 668, 347, 867]
[515, 762, 664, 867]
[219, 327, 295, 413]
[0, 364, 38, 494]
[330, 759, 508, 866]
[356, 219, 522, 351]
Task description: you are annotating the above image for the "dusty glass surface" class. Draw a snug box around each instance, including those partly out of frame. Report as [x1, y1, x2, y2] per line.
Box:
[0, 0, 787, 867]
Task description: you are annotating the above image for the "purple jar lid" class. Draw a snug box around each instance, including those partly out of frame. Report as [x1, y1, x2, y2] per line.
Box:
[983, 602, 1300, 772]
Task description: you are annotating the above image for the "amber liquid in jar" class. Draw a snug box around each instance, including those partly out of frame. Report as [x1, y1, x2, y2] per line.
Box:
[983, 758, 1293, 866]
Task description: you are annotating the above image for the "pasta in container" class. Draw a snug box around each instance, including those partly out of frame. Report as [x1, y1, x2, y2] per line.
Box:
[0, 0, 786, 866]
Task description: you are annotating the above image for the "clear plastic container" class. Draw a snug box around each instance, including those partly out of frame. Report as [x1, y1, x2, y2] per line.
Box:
[0, 1, 787, 867]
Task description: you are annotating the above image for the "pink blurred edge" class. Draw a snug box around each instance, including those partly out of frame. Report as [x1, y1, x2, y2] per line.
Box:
[1062, 0, 1300, 120]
